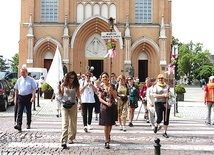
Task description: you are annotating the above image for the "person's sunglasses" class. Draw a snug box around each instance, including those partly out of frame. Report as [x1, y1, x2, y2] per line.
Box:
[69, 77, 75, 79]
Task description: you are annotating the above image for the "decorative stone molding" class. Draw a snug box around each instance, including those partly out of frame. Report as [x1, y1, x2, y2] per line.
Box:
[34, 36, 63, 53]
[70, 15, 123, 49]
[131, 36, 160, 54]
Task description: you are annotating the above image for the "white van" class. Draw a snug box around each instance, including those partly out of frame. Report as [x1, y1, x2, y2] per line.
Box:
[27, 68, 47, 81]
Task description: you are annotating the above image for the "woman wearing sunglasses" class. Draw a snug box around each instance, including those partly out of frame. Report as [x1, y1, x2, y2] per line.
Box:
[59, 71, 82, 148]
[153, 74, 170, 138]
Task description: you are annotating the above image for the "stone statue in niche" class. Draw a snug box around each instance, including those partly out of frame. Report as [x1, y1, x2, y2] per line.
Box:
[128, 64, 135, 77]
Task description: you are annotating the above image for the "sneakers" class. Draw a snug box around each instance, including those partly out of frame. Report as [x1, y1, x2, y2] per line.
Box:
[14, 125, 22, 132]
[129, 122, 133, 127]
[27, 125, 30, 129]
[163, 132, 169, 138]
[205, 121, 211, 125]
[123, 126, 126, 132]
[56, 113, 61, 117]
[61, 143, 67, 149]
[88, 125, 93, 130]
[153, 127, 158, 133]
[119, 125, 123, 131]
[84, 126, 88, 132]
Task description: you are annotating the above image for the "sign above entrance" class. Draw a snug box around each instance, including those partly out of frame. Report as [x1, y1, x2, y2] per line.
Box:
[101, 32, 121, 39]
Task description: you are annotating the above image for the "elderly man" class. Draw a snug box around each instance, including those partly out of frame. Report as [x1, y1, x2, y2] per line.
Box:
[14, 66, 37, 131]
[204, 76, 214, 125]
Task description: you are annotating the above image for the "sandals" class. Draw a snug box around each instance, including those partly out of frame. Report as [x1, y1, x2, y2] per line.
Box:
[105, 142, 110, 149]
[68, 140, 73, 144]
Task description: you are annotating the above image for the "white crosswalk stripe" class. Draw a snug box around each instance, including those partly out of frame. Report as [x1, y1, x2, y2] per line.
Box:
[9, 115, 213, 152]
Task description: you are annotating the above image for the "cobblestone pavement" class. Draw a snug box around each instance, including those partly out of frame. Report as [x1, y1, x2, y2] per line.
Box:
[0, 87, 213, 155]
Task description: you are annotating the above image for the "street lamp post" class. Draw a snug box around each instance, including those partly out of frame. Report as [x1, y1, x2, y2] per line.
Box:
[172, 44, 179, 116]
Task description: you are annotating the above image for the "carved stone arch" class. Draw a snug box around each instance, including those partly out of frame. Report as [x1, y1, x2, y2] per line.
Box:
[71, 15, 123, 49]
[131, 36, 160, 54]
[33, 36, 63, 67]
[131, 36, 160, 79]
[34, 36, 63, 53]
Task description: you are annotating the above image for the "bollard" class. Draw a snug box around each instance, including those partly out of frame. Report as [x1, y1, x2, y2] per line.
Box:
[175, 98, 178, 113]
[37, 89, 40, 107]
[33, 96, 36, 110]
[154, 138, 161, 155]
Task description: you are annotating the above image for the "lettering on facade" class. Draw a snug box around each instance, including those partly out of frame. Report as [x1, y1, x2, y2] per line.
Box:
[101, 32, 121, 39]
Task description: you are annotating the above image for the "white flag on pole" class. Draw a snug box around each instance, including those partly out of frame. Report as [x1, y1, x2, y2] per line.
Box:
[46, 46, 64, 93]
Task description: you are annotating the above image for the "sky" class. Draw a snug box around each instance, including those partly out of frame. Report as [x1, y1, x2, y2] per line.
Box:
[0, 0, 213, 60]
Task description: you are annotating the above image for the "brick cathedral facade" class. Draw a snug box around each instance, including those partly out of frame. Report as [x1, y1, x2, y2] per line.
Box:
[19, 0, 172, 81]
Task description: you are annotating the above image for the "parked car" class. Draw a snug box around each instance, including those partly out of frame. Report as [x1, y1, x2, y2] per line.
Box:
[0, 71, 9, 79]
[0, 71, 18, 82]
[0, 79, 15, 111]
[4, 72, 18, 82]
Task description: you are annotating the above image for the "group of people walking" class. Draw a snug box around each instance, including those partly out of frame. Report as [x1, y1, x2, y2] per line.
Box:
[13, 65, 174, 149]
[56, 71, 172, 149]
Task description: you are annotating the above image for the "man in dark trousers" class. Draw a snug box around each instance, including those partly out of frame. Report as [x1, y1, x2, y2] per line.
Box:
[14, 65, 37, 132]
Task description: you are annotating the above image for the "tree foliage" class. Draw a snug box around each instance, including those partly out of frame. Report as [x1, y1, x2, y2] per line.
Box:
[0, 57, 9, 71]
[173, 38, 214, 84]
[11, 53, 19, 72]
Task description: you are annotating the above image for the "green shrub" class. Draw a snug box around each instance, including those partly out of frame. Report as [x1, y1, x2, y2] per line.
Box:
[138, 82, 143, 90]
[175, 84, 186, 94]
[41, 83, 53, 92]
[10, 78, 17, 87]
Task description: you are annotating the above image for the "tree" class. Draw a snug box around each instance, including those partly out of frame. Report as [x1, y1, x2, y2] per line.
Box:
[198, 65, 214, 83]
[174, 38, 213, 84]
[0, 57, 9, 71]
[11, 53, 19, 72]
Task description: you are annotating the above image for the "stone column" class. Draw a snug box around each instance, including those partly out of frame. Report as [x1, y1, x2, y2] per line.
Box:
[26, 13, 34, 67]
[62, 15, 70, 70]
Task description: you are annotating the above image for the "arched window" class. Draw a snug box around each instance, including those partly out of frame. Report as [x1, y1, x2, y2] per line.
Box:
[109, 4, 116, 21]
[41, 0, 58, 22]
[135, 0, 152, 23]
[77, 3, 84, 23]
[85, 4, 92, 19]
[101, 4, 108, 18]
[93, 4, 100, 15]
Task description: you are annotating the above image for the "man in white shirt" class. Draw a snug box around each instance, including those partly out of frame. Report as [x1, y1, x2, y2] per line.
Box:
[80, 72, 97, 132]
